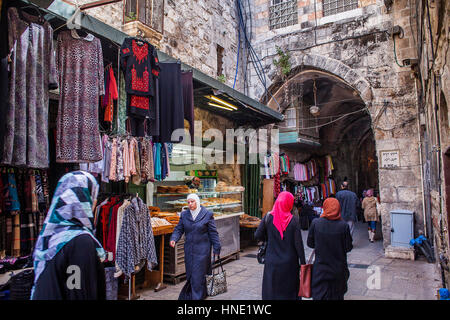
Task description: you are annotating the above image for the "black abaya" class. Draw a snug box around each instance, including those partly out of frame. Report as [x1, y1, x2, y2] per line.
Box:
[307, 217, 353, 300]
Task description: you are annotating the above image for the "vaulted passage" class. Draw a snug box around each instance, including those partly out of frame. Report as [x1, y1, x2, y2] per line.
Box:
[267, 68, 379, 210]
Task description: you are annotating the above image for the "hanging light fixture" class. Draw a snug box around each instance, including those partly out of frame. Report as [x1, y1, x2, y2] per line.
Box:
[205, 95, 238, 110]
[309, 78, 320, 116]
[207, 102, 234, 111]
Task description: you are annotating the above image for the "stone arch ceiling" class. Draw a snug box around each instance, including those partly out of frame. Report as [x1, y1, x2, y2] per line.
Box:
[266, 66, 373, 149]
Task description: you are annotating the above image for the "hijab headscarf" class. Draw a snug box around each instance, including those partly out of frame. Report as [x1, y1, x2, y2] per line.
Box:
[31, 171, 106, 298]
[321, 198, 342, 221]
[271, 191, 294, 240]
[187, 193, 201, 221]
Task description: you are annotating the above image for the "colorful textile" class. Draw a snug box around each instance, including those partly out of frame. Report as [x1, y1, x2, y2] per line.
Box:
[270, 191, 294, 240]
[31, 171, 106, 298]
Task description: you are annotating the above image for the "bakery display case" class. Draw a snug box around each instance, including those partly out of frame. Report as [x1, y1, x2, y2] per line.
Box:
[153, 190, 244, 217]
[156, 190, 244, 284]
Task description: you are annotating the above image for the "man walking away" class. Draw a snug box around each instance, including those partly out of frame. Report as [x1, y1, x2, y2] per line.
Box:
[335, 181, 359, 237]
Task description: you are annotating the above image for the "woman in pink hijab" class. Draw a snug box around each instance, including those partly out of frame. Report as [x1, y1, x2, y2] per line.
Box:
[255, 191, 306, 300]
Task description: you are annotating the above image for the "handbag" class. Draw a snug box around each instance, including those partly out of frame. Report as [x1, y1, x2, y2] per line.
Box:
[256, 213, 269, 264]
[298, 250, 315, 298]
[205, 255, 227, 297]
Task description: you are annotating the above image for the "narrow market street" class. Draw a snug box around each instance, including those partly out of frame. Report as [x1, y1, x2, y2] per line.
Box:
[138, 222, 441, 300]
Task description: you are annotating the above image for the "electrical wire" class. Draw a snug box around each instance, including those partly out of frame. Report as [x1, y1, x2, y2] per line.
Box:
[273, 107, 368, 130]
[235, 0, 281, 111]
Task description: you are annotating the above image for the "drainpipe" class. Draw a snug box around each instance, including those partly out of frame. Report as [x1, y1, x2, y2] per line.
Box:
[414, 78, 428, 238]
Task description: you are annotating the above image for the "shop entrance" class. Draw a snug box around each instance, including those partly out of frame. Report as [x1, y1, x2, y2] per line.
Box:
[266, 69, 381, 240]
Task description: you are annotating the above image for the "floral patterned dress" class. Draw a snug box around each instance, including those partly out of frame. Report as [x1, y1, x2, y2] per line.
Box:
[56, 30, 104, 163]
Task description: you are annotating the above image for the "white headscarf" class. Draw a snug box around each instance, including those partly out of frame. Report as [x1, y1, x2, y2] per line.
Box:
[187, 193, 201, 221]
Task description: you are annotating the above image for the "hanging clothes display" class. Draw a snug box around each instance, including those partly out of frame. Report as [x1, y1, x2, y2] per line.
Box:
[0, 167, 49, 258]
[80, 135, 170, 183]
[181, 70, 194, 140]
[279, 153, 290, 175]
[102, 65, 119, 124]
[95, 194, 157, 277]
[120, 37, 160, 137]
[0, 7, 58, 169]
[293, 159, 318, 182]
[324, 155, 334, 177]
[156, 62, 185, 143]
[56, 29, 104, 163]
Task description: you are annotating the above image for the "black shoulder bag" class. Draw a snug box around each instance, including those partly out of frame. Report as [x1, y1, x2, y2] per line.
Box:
[257, 213, 269, 264]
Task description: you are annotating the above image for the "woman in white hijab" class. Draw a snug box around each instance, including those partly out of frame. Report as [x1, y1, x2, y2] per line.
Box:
[170, 193, 221, 300]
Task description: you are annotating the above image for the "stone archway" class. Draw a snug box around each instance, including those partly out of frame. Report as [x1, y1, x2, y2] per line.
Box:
[261, 55, 423, 249]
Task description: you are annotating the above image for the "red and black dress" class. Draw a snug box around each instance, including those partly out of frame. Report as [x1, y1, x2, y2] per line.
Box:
[120, 37, 160, 119]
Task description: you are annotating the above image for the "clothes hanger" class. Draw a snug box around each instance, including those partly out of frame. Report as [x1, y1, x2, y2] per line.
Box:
[20, 5, 45, 24]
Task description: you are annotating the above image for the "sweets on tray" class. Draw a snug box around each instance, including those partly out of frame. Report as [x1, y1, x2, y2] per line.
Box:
[151, 217, 172, 227]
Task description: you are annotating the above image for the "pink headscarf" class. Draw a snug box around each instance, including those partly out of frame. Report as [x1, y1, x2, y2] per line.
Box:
[271, 191, 294, 240]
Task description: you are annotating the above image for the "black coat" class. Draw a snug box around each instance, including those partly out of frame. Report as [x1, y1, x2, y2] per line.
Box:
[32, 234, 106, 300]
[307, 217, 353, 300]
[255, 214, 306, 300]
[170, 207, 221, 300]
[335, 190, 360, 222]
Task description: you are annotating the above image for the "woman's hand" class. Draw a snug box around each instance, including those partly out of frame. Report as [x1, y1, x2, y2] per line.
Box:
[170, 240, 176, 248]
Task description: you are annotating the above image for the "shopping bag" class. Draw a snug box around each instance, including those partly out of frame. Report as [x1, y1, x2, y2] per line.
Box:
[298, 250, 315, 298]
[205, 255, 227, 296]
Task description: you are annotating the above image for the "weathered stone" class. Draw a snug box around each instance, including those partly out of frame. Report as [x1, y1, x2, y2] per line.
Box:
[385, 245, 415, 260]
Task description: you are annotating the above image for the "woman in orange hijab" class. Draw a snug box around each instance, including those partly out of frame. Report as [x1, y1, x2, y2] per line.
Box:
[255, 191, 306, 300]
[307, 198, 353, 300]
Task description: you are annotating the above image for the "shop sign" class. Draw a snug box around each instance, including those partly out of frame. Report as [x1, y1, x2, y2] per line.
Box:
[380, 150, 400, 168]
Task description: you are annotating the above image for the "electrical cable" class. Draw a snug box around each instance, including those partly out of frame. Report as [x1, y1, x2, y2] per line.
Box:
[233, 27, 240, 89]
[393, 35, 408, 68]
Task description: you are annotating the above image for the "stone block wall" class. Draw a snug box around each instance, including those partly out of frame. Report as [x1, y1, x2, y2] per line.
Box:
[248, 0, 424, 248]
[73, 0, 243, 90]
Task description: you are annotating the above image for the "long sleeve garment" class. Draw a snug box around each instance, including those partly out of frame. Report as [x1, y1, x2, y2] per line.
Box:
[115, 197, 157, 276]
[254, 213, 306, 300]
[56, 30, 104, 163]
[335, 190, 360, 222]
[32, 234, 106, 300]
[170, 207, 221, 300]
[1, 8, 58, 168]
[307, 217, 353, 300]
[122, 139, 130, 183]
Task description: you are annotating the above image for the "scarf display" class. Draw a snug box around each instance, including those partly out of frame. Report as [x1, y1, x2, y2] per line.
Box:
[31, 171, 106, 298]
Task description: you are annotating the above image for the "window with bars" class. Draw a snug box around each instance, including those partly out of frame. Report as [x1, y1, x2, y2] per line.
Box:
[269, 0, 298, 30]
[124, 0, 164, 33]
[322, 0, 358, 17]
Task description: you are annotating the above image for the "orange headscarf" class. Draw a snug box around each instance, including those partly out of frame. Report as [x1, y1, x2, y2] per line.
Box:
[271, 191, 294, 240]
[321, 198, 342, 221]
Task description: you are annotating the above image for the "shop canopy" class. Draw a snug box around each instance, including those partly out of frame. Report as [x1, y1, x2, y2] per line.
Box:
[21, 0, 283, 127]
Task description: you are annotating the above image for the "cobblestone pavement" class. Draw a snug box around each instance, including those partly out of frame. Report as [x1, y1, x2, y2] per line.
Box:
[138, 222, 441, 300]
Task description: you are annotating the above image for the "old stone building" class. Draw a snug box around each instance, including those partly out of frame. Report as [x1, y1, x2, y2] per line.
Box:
[247, 0, 424, 253]
[414, 0, 450, 286]
[58, 0, 448, 283]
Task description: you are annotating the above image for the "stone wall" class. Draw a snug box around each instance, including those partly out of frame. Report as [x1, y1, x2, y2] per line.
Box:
[249, 0, 423, 248]
[416, 0, 450, 284]
[75, 0, 243, 90]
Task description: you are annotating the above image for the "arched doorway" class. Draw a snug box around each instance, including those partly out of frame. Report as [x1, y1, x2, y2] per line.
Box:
[265, 67, 381, 241]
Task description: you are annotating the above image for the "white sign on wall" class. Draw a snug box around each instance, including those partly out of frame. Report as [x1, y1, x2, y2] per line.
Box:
[380, 150, 400, 168]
